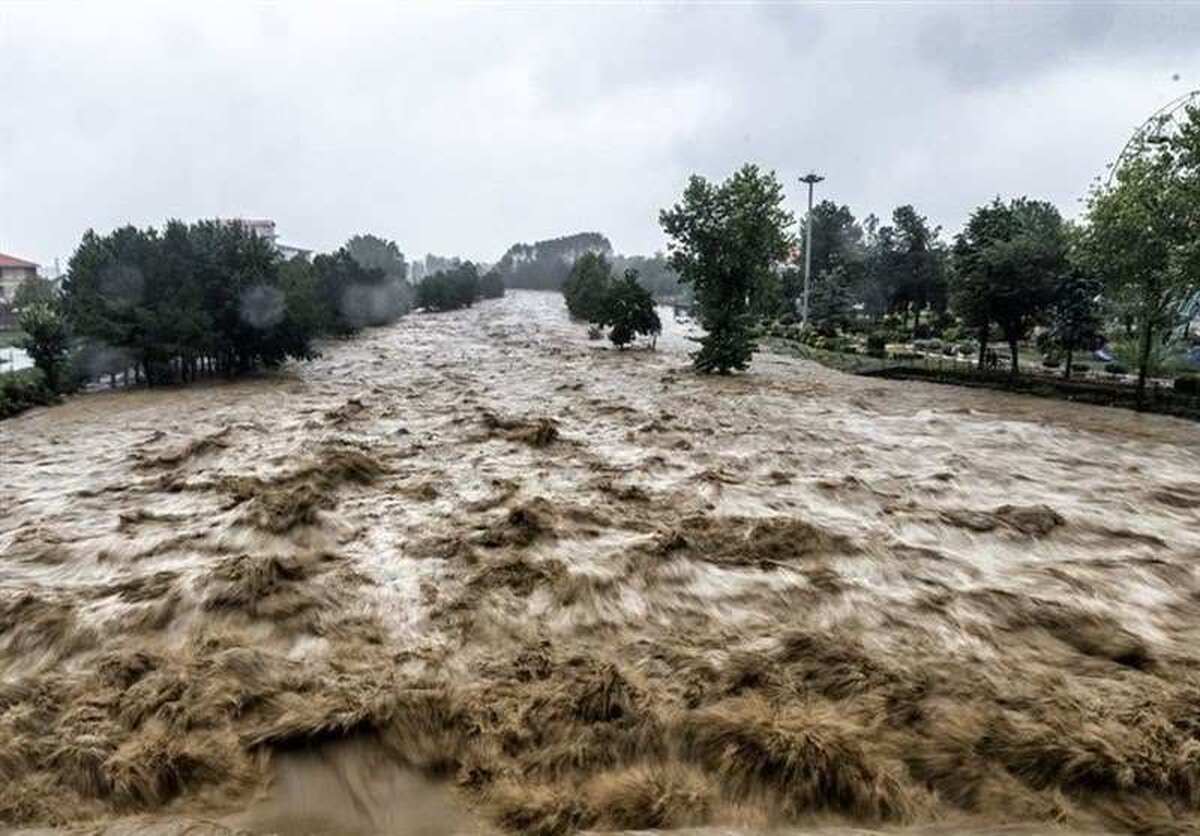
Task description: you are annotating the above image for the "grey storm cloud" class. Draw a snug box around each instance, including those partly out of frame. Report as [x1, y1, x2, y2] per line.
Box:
[1, 2, 1197, 270]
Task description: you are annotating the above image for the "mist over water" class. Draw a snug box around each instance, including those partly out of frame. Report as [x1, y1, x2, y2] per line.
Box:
[2, 292, 1199, 835]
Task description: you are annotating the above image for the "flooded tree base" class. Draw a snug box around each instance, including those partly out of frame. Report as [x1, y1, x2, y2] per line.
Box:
[2, 293, 1199, 835]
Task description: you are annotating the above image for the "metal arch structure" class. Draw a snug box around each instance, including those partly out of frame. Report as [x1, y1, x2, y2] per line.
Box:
[1106, 88, 1200, 187]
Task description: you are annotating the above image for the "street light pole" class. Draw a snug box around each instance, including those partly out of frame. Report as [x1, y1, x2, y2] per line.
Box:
[798, 172, 824, 328]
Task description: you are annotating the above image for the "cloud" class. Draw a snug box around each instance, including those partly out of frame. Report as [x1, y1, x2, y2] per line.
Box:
[0, 2, 1196, 268]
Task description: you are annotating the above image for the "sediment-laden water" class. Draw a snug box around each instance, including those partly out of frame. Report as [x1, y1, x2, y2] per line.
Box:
[2, 291, 1200, 835]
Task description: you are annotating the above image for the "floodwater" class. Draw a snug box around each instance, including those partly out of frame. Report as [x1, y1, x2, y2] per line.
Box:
[2, 291, 1200, 835]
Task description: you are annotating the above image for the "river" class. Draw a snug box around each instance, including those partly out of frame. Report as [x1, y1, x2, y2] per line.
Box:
[1, 291, 1199, 835]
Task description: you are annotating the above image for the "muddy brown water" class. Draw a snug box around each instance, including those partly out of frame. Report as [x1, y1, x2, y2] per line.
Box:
[2, 291, 1199, 835]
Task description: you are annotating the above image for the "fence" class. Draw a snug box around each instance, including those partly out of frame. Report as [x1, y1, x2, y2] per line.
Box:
[764, 337, 1200, 421]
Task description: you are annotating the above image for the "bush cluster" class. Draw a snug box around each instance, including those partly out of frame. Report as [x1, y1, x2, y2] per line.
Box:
[0, 369, 57, 418]
[562, 254, 661, 348]
[415, 263, 482, 312]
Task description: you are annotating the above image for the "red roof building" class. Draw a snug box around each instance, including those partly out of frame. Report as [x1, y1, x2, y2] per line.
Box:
[0, 252, 40, 303]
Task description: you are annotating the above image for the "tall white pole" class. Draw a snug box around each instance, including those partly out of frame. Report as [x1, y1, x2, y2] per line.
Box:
[798, 172, 824, 328]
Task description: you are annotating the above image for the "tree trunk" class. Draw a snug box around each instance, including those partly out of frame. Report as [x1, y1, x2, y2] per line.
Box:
[1136, 319, 1153, 409]
[1008, 336, 1020, 376]
[977, 324, 988, 369]
[1064, 345, 1073, 380]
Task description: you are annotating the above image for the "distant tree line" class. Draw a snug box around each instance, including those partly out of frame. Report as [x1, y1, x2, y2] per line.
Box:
[657, 110, 1198, 391]
[12, 224, 422, 396]
[415, 262, 505, 311]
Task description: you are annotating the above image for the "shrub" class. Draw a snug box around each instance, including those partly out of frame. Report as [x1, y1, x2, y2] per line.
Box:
[1072, 363, 1090, 375]
[416, 264, 480, 312]
[1175, 375, 1200, 396]
[1042, 357, 1061, 369]
[479, 270, 506, 300]
[563, 252, 612, 323]
[866, 334, 886, 358]
[601, 270, 661, 349]
[17, 302, 70, 392]
[1106, 363, 1129, 376]
[0, 368, 57, 419]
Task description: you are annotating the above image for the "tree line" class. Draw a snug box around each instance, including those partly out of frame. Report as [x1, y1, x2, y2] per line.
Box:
[10, 223, 508, 401]
[655, 106, 1199, 402]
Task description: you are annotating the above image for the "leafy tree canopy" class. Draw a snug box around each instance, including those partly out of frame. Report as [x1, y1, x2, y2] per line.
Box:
[660, 164, 794, 373]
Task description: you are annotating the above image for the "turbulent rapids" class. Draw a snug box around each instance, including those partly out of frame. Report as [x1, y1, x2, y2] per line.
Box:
[2, 291, 1200, 835]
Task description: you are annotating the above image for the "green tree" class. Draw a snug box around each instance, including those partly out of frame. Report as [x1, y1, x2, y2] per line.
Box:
[1084, 105, 1200, 404]
[345, 233, 412, 320]
[659, 164, 794, 373]
[951, 197, 1067, 374]
[562, 252, 612, 323]
[1048, 256, 1102, 379]
[17, 302, 70, 392]
[861, 206, 946, 327]
[479, 269, 506, 299]
[415, 263, 480, 312]
[13, 276, 56, 310]
[601, 269, 662, 349]
[60, 220, 317, 385]
[808, 264, 854, 336]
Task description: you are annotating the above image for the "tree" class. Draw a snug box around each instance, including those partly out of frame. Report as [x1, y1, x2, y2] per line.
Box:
[17, 302, 70, 392]
[659, 164, 794, 373]
[13, 276, 56, 310]
[60, 220, 318, 385]
[415, 263, 480, 311]
[951, 198, 1067, 374]
[497, 232, 613, 291]
[1048, 237, 1102, 379]
[861, 206, 946, 327]
[562, 252, 612, 323]
[345, 233, 412, 320]
[1084, 105, 1200, 404]
[479, 269, 506, 299]
[807, 264, 854, 336]
[601, 269, 662, 349]
[345, 234, 408, 281]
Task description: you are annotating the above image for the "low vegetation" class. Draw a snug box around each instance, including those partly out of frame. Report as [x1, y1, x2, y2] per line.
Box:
[562, 255, 661, 349]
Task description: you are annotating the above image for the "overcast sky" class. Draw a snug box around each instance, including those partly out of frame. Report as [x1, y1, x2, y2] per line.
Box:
[1, 2, 1197, 269]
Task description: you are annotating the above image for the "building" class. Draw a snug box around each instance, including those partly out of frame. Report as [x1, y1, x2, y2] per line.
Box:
[220, 218, 311, 262]
[0, 252, 39, 303]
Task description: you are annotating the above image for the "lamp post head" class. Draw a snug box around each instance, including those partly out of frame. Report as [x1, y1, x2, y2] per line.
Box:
[799, 173, 825, 186]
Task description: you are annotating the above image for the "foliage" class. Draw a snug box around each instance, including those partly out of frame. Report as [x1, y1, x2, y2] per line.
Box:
[13, 276, 56, 310]
[497, 232, 613, 291]
[951, 197, 1068, 373]
[0, 368, 57, 419]
[479, 269, 506, 299]
[16, 302, 70, 392]
[609, 253, 681, 299]
[1084, 104, 1200, 402]
[345, 234, 408, 281]
[312, 248, 389, 334]
[562, 252, 612, 323]
[600, 270, 662, 348]
[865, 333, 887, 358]
[861, 207, 947, 324]
[1175, 375, 1200, 395]
[416, 263, 481, 311]
[60, 220, 319, 385]
[1047, 260, 1102, 378]
[807, 264, 854, 336]
[660, 164, 794, 374]
[344, 233, 413, 319]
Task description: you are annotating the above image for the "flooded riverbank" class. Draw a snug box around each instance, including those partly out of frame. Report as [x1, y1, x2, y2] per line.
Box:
[2, 291, 1199, 834]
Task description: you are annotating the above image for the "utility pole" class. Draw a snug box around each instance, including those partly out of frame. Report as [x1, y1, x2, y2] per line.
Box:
[798, 172, 824, 328]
